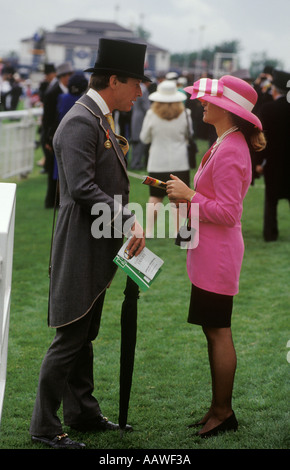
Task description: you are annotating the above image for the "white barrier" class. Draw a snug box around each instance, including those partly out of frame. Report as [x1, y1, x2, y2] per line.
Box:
[0, 108, 43, 180]
[0, 182, 16, 424]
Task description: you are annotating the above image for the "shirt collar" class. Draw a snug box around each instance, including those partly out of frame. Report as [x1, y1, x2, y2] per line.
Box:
[86, 88, 110, 115]
[59, 81, 68, 94]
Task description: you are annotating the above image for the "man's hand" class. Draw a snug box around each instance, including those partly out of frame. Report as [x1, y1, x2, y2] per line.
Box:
[126, 221, 145, 258]
[255, 164, 264, 175]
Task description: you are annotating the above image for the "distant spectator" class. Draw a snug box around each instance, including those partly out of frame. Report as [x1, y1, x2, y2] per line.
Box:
[140, 80, 192, 238]
[130, 79, 151, 169]
[253, 65, 273, 115]
[0, 66, 22, 111]
[255, 69, 290, 241]
[38, 63, 56, 103]
[42, 62, 73, 208]
[57, 72, 88, 121]
[52, 72, 88, 180]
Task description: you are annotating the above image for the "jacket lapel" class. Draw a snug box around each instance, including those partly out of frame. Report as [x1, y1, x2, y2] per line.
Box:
[75, 94, 129, 180]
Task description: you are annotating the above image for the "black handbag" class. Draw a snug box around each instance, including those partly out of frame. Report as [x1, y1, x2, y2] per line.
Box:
[185, 110, 197, 169]
[175, 204, 196, 249]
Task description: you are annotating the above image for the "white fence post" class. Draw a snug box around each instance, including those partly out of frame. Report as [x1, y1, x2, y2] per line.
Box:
[0, 182, 16, 424]
[0, 108, 43, 180]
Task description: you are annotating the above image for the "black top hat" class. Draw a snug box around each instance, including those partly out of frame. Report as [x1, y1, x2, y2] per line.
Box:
[1, 65, 14, 75]
[263, 65, 274, 75]
[272, 69, 290, 93]
[84, 38, 151, 82]
[44, 63, 56, 74]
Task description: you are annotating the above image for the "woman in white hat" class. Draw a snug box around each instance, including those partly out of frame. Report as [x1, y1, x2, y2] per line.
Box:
[140, 80, 193, 238]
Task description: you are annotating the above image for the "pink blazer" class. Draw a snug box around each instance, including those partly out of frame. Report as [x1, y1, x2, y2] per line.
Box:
[187, 131, 252, 296]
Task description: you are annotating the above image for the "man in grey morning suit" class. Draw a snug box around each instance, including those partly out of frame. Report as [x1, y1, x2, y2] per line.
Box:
[30, 39, 149, 449]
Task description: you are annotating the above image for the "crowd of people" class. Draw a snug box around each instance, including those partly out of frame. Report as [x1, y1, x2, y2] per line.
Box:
[2, 59, 289, 242]
[2, 60, 289, 228]
[0, 64, 23, 111]
[1, 42, 289, 449]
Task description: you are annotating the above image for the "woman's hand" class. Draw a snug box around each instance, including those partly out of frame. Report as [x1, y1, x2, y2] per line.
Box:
[166, 174, 196, 204]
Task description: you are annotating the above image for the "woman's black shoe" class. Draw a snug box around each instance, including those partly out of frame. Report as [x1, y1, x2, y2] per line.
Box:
[188, 420, 207, 428]
[197, 412, 238, 438]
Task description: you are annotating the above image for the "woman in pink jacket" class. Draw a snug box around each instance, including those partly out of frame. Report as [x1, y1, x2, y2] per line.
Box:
[166, 75, 266, 438]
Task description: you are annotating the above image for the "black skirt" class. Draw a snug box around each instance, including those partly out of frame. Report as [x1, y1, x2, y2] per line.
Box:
[148, 171, 190, 198]
[188, 284, 233, 328]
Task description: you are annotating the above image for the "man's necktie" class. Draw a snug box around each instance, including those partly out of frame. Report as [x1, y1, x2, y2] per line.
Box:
[106, 113, 115, 132]
[105, 114, 129, 156]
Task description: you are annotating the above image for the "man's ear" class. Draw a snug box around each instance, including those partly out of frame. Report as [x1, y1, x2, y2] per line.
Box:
[109, 75, 118, 89]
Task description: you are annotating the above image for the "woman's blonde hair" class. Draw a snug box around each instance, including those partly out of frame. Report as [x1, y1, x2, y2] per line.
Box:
[152, 101, 185, 120]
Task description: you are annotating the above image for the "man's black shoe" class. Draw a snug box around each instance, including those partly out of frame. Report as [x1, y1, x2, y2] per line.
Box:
[70, 414, 133, 432]
[31, 433, 85, 449]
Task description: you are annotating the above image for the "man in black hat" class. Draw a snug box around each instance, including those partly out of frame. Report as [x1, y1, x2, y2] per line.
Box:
[255, 69, 290, 241]
[30, 39, 147, 449]
[41, 62, 74, 208]
[38, 63, 57, 103]
[37, 64, 57, 168]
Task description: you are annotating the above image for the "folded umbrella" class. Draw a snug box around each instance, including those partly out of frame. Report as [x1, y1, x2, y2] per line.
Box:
[119, 275, 140, 432]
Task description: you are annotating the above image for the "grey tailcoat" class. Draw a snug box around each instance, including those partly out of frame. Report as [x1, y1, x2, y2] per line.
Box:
[49, 94, 134, 328]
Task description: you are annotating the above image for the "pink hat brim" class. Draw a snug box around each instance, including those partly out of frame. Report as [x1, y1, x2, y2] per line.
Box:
[184, 84, 263, 130]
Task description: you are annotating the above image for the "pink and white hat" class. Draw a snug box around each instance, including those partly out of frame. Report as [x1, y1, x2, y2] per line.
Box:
[184, 75, 262, 130]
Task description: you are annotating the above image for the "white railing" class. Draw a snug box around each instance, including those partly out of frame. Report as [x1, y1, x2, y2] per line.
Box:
[0, 183, 16, 424]
[0, 108, 43, 180]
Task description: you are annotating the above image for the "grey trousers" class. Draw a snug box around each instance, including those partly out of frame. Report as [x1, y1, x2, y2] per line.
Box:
[30, 291, 106, 437]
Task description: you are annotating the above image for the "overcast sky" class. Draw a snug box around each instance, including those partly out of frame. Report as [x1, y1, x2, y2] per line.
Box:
[1, 0, 289, 71]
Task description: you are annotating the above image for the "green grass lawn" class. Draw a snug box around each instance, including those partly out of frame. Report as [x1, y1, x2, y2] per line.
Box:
[0, 141, 289, 450]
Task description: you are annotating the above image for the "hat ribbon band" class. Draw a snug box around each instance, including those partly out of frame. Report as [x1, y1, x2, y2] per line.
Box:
[194, 78, 254, 112]
[195, 78, 223, 99]
[223, 86, 254, 112]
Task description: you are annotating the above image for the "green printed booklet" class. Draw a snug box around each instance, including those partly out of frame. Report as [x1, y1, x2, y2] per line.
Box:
[114, 239, 164, 291]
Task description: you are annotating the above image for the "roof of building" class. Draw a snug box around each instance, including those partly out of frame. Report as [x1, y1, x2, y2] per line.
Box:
[22, 19, 168, 53]
[56, 19, 133, 35]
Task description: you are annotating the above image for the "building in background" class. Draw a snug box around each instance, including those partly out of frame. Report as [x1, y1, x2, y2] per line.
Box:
[20, 19, 170, 75]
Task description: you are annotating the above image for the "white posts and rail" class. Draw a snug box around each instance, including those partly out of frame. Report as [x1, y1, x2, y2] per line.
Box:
[0, 182, 16, 424]
[0, 108, 43, 180]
